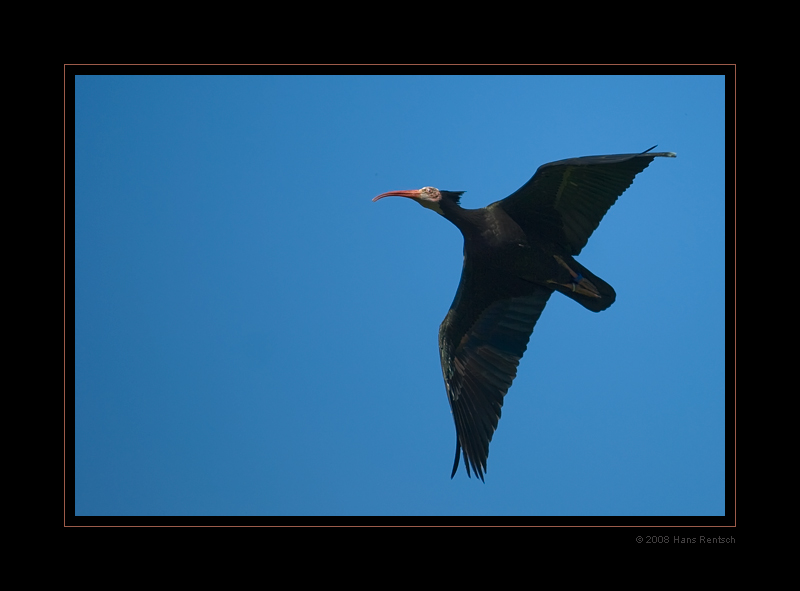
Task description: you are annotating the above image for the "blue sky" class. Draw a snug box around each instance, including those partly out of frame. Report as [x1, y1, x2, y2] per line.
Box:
[74, 74, 727, 517]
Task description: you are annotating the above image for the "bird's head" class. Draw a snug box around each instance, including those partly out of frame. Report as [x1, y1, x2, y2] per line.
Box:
[372, 186, 464, 216]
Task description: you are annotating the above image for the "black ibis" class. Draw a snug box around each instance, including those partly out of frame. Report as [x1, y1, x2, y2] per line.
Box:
[373, 146, 676, 481]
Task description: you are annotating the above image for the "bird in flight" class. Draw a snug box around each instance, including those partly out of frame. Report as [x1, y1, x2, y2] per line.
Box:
[373, 146, 676, 481]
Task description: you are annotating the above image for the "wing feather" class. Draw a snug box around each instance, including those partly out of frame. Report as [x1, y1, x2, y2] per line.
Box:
[440, 288, 552, 481]
[498, 149, 676, 255]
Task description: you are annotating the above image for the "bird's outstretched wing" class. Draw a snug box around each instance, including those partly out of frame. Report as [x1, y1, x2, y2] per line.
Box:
[497, 148, 676, 255]
[439, 260, 552, 481]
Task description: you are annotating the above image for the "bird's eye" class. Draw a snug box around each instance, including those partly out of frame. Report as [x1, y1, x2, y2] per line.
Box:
[421, 187, 440, 201]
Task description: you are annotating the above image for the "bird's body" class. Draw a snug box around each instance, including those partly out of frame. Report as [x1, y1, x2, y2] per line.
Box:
[373, 147, 676, 481]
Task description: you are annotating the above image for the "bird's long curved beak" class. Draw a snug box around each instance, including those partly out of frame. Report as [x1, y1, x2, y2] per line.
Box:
[372, 189, 422, 202]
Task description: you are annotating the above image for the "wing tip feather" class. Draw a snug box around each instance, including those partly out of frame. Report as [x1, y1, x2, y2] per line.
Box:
[451, 440, 461, 479]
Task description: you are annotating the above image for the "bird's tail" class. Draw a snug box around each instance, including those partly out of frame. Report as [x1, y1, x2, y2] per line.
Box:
[548, 255, 616, 313]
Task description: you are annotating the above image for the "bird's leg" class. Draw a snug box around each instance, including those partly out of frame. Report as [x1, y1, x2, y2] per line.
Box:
[547, 255, 601, 298]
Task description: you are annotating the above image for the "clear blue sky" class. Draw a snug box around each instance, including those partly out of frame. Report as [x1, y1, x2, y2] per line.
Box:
[74, 74, 726, 517]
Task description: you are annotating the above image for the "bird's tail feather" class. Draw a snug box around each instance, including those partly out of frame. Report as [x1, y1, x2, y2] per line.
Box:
[549, 256, 616, 312]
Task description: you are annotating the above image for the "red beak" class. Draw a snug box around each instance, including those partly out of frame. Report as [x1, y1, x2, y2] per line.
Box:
[372, 189, 423, 202]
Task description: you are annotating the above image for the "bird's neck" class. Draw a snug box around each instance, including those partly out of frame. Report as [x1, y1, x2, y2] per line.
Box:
[439, 199, 487, 239]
